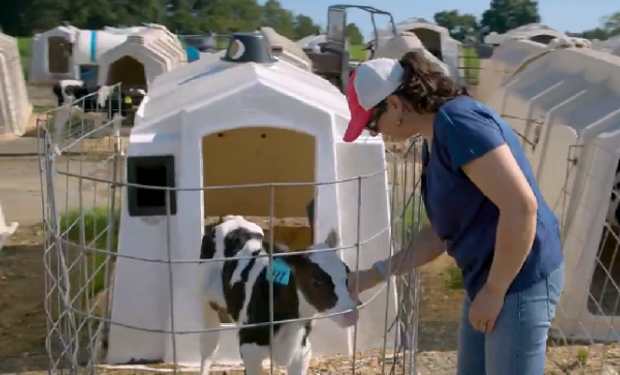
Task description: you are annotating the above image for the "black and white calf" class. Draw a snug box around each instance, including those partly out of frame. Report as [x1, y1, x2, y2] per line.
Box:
[50, 80, 145, 144]
[52, 80, 138, 117]
[52, 79, 87, 107]
[198, 215, 358, 375]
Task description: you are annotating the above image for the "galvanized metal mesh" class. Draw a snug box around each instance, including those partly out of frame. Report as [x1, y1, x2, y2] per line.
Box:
[38, 88, 425, 374]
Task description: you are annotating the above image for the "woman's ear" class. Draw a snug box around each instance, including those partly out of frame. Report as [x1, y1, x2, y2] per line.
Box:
[385, 95, 402, 111]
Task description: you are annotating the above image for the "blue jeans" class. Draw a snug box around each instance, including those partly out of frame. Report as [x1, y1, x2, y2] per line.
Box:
[456, 265, 564, 375]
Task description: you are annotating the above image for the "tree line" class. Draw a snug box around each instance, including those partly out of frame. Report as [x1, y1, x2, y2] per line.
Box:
[0, 0, 365, 43]
[434, 0, 620, 42]
[0, 0, 618, 44]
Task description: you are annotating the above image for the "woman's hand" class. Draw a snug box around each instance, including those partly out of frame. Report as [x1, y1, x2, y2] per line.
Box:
[348, 268, 382, 300]
[468, 283, 506, 333]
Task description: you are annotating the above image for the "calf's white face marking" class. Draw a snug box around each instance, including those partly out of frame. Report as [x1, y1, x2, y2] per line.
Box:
[213, 215, 264, 260]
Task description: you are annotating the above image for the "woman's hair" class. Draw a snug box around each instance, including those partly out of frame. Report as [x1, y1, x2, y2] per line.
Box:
[395, 51, 469, 114]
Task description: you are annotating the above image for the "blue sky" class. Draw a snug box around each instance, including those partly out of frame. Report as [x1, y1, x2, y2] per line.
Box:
[266, 0, 616, 37]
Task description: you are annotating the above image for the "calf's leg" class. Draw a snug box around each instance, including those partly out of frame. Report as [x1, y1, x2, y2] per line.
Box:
[199, 302, 221, 375]
[287, 342, 311, 375]
[240, 343, 267, 375]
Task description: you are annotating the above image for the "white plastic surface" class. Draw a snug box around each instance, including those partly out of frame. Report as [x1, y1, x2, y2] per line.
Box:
[394, 18, 462, 82]
[0, 32, 32, 136]
[261, 27, 312, 71]
[440, 34, 463, 84]
[483, 47, 620, 342]
[613, 43, 620, 57]
[396, 17, 450, 36]
[592, 35, 620, 54]
[107, 58, 397, 365]
[483, 23, 568, 45]
[374, 32, 450, 78]
[478, 39, 548, 103]
[97, 24, 187, 89]
[0, 200, 18, 251]
[73, 30, 128, 65]
[28, 25, 80, 84]
[297, 34, 326, 53]
[104, 26, 147, 35]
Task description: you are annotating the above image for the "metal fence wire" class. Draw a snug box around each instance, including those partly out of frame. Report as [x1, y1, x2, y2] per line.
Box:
[35, 54, 620, 375]
[38, 91, 426, 374]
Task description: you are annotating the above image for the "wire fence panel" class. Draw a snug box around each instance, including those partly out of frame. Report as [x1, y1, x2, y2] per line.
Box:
[38, 92, 425, 374]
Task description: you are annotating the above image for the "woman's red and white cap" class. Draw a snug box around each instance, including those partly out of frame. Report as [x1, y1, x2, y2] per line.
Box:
[344, 58, 404, 142]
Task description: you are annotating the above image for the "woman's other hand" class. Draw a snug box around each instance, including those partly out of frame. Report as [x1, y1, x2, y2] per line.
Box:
[348, 268, 383, 300]
[468, 283, 506, 333]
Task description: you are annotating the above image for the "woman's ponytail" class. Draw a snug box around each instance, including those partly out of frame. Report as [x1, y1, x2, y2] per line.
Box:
[395, 51, 468, 114]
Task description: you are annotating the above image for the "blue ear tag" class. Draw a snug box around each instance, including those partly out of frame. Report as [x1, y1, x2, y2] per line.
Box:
[265, 258, 291, 285]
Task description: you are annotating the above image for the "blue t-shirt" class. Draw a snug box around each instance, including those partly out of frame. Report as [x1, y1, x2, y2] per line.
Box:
[421, 96, 563, 299]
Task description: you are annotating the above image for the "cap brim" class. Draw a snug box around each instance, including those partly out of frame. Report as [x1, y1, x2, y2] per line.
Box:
[343, 107, 371, 142]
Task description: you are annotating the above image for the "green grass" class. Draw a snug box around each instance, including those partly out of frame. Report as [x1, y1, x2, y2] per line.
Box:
[400, 198, 464, 290]
[403, 199, 429, 229]
[349, 44, 366, 60]
[59, 207, 120, 297]
[461, 47, 481, 86]
[17, 37, 32, 78]
[576, 347, 589, 365]
[443, 263, 464, 289]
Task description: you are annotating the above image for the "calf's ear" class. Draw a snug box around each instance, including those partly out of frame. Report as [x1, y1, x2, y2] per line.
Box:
[200, 227, 217, 260]
[324, 229, 339, 248]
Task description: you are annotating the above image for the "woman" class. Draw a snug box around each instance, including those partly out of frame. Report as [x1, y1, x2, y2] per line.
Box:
[344, 52, 564, 375]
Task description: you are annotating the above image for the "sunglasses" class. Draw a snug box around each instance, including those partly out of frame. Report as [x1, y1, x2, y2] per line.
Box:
[365, 100, 388, 133]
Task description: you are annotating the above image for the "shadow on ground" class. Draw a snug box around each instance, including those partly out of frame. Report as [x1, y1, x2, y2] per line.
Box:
[418, 320, 460, 352]
[0, 244, 49, 373]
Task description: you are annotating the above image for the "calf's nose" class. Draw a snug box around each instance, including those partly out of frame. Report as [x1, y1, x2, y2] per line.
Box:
[338, 309, 359, 328]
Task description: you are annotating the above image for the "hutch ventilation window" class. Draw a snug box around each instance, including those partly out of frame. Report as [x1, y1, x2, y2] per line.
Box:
[127, 155, 177, 216]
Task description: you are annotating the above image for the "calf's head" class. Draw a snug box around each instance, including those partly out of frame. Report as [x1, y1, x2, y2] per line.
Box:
[287, 229, 359, 328]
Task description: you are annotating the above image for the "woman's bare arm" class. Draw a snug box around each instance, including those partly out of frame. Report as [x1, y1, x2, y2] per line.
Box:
[364, 226, 445, 287]
[461, 143, 538, 294]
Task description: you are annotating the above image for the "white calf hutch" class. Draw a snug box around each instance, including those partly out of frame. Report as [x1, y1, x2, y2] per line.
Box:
[0, 32, 32, 137]
[29, 25, 80, 84]
[477, 38, 550, 103]
[591, 35, 620, 54]
[107, 33, 398, 365]
[484, 23, 569, 46]
[373, 32, 450, 77]
[395, 17, 461, 82]
[484, 46, 620, 342]
[260, 27, 312, 72]
[145, 50, 227, 101]
[71, 29, 130, 76]
[613, 42, 620, 58]
[97, 24, 186, 91]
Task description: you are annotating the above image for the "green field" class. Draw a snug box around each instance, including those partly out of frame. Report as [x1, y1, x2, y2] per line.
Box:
[461, 47, 481, 85]
[349, 44, 366, 60]
[17, 37, 32, 77]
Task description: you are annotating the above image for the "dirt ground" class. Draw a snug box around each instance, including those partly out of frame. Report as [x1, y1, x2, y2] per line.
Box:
[4, 220, 620, 375]
[1, 85, 619, 374]
[0, 222, 463, 374]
